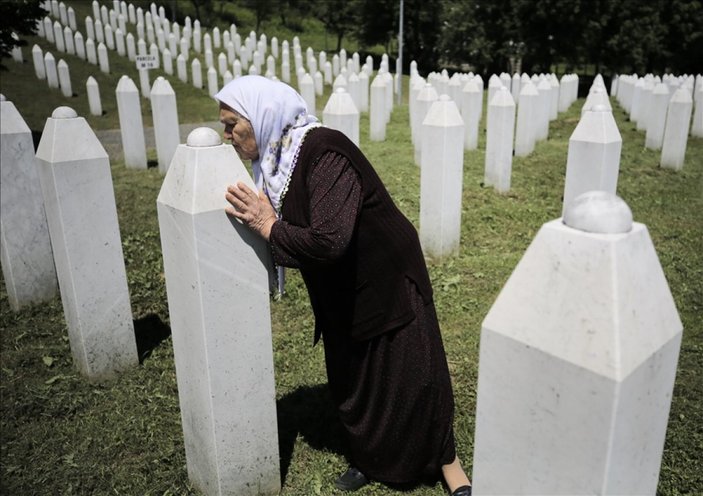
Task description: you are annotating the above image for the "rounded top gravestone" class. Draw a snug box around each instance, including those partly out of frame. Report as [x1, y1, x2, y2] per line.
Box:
[187, 127, 221, 147]
[52, 106, 78, 118]
[563, 191, 633, 234]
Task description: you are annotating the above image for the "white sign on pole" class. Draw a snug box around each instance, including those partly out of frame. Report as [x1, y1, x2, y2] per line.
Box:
[136, 54, 158, 69]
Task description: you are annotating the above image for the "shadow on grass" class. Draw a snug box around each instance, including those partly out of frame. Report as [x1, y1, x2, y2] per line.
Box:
[277, 383, 346, 483]
[133, 313, 171, 363]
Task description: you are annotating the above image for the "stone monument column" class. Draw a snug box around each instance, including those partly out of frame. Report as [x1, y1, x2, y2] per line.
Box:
[0, 98, 58, 310]
[157, 128, 280, 496]
[35, 106, 137, 380]
[472, 191, 683, 495]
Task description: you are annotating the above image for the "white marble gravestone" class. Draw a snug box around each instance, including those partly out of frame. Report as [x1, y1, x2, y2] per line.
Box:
[157, 127, 280, 496]
[35, 106, 137, 380]
[32, 44, 46, 79]
[57, 59, 72, 97]
[192, 58, 203, 89]
[97, 42, 109, 74]
[484, 87, 516, 193]
[473, 191, 682, 496]
[461, 78, 482, 151]
[322, 88, 359, 146]
[514, 81, 539, 157]
[45, 52, 59, 89]
[692, 84, 703, 138]
[419, 95, 465, 260]
[645, 83, 670, 150]
[86, 76, 102, 116]
[116, 76, 147, 169]
[660, 87, 693, 170]
[562, 106, 622, 215]
[150, 77, 180, 174]
[207, 66, 219, 97]
[413, 83, 439, 164]
[369, 75, 386, 141]
[0, 100, 58, 310]
[299, 72, 315, 116]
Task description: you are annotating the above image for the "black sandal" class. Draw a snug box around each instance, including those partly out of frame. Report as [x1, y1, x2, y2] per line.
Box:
[451, 484, 472, 496]
[334, 466, 370, 491]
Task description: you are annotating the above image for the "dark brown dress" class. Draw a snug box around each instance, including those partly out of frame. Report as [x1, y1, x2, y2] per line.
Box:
[269, 128, 456, 484]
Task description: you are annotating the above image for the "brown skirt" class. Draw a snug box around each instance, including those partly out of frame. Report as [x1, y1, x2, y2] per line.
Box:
[322, 278, 457, 484]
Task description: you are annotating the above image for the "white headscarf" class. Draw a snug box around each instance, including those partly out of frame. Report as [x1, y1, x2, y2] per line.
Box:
[215, 75, 320, 212]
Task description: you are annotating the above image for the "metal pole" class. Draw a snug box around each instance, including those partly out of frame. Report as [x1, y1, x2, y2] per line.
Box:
[397, 0, 404, 104]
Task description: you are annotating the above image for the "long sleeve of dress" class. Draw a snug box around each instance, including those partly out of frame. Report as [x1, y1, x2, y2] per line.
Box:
[269, 151, 362, 268]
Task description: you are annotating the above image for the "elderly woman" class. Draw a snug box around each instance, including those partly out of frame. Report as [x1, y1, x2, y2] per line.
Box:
[217, 75, 471, 496]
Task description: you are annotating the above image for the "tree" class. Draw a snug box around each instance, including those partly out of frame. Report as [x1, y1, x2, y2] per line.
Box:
[242, 0, 275, 32]
[0, 0, 46, 70]
[355, 0, 442, 74]
[312, 0, 359, 52]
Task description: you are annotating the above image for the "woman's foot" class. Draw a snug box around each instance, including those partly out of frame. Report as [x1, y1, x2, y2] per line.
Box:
[451, 485, 472, 496]
[334, 466, 369, 491]
[442, 456, 471, 495]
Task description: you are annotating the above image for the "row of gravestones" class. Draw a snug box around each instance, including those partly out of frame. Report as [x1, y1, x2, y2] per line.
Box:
[0, 70, 684, 494]
[2, 59, 681, 494]
[36, 0, 395, 105]
[612, 73, 702, 170]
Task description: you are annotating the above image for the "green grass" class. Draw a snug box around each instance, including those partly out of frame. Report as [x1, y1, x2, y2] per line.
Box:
[2, 5, 703, 495]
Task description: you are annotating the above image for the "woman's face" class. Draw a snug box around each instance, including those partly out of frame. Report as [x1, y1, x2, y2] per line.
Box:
[219, 105, 259, 161]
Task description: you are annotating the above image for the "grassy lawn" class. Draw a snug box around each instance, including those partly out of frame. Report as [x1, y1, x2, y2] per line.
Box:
[1, 4, 702, 496]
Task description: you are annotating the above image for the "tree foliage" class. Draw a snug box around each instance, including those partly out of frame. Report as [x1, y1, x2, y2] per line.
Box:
[438, 0, 703, 76]
[0, 0, 46, 70]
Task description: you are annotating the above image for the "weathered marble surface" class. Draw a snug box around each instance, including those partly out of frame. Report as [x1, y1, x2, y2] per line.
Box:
[0, 100, 58, 310]
[473, 192, 682, 496]
[157, 128, 280, 496]
[420, 95, 465, 260]
[35, 107, 137, 380]
[562, 106, 622, 215]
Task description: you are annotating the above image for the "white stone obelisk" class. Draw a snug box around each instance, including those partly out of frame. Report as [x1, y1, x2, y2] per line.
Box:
[45, 52, 59, 89]
[35, 106, 137, 380]
[32, 44, 46, 79]
[461, 78, 482, 150]
[207, 66, 218, 97]
[322, 88, 359, 146]
[419, 95, 465, 260]
[473, 191, 682, 496]
[86, 76, 102, 116]
[0, 99, 58, 310]
[299, 72, 316, 117]
[484, 87, 516, 193]
[116, 76, 147, 169]
[514, 81, 539, 157]
[414, 83, 439, 165]
[660, 87, 693, 170]
[157, 127, 280, 496]
[562, 106, 622, 215]
[150, 77, 180, 174]
[57, 59, 72, 98]
[645, 83, 670, 150]
[369, 75, 386, 141]
[691, 84, 703, 138]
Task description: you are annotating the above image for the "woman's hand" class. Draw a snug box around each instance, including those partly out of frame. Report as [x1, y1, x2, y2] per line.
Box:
[225, 182, 277, 240]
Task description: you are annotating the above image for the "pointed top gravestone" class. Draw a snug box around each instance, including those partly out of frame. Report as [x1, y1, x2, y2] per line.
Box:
[157, 128, 280, 495]
[1, 99, 58, 310]
[322, 88, 359, 146]
[116, 75, 147, 169]
[419, 95, 465, 260]
[562, 106, 622, 215]
[660, 87, 693, 170]
[473, 191, 683, 496]
[485, 87, 516, 193]
[150, 77, 180, 174]
[35, 107, 137, 380]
